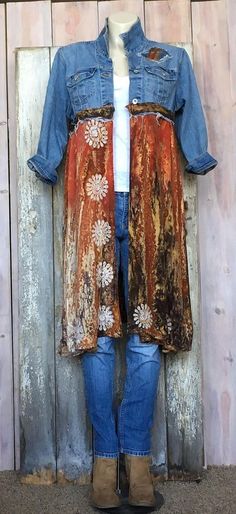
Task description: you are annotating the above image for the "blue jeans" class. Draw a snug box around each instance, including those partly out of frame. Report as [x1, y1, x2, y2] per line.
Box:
[81, 192, 162, 457]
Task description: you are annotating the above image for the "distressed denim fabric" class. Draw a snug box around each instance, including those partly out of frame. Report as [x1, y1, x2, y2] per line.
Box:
[26, 16, 218, 184]
[81, 192, 162, 457]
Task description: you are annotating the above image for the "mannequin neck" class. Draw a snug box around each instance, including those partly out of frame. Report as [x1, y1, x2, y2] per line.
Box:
[108, 12, 138, 76]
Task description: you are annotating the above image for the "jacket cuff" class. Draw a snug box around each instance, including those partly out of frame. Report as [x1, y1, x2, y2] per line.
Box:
[27, 155, 58, 185]
[185, 152, 218, 175]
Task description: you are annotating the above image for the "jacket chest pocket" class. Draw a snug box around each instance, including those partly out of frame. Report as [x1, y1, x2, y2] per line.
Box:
[144, 65, 177, 104]
[66, 67, 97, 110]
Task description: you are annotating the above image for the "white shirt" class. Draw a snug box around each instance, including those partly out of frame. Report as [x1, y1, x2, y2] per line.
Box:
[113, 73, 130, 191]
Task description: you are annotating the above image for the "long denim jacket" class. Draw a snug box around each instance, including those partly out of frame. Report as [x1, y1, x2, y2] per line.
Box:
[27, 16, 218, 184]
[26, 17, 218, 356]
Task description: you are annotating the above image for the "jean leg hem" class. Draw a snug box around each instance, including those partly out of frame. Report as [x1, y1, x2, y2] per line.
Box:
[94, 451, 119, 458]
[122, 448, 151, 456]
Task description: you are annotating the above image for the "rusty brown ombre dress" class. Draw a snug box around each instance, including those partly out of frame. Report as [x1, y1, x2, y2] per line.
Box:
[58, 103, 193, 358]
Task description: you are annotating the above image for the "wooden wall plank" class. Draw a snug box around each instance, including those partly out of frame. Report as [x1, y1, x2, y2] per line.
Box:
[7, 0, 52, 471]
[52, 4, 99, 483]
[165, 44, 203, 479]
[0, 4, 14, 471]
[145, 3, 203, 478]
[52, 1, 98, 45]
[145, 0, 191, 43]
[16, 48, 56, 481]
[192, 0, 236, 465]
[98, 0, 144, 30]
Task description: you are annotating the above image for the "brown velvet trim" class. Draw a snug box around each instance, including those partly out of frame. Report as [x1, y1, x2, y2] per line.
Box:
[125, 102, 175, 121]
[75, 104, 115, 120]
[68, 102, 175, 133]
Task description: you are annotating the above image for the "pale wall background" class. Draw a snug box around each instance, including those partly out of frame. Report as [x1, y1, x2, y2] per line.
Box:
[0, 0, 235, 471]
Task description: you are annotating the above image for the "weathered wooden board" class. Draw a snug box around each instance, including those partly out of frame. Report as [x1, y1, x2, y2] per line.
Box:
[6, 0, 52, 471]
[145, 3, 203, 479]
[192, 0, 236, 466]
[51, 5, 99, 484]
[0, 3, 14, 472]
[16, 49, 56, 482]
[145, 0, 191, 43]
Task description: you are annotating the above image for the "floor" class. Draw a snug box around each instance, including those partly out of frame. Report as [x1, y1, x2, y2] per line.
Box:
[0, 466, 235, 514]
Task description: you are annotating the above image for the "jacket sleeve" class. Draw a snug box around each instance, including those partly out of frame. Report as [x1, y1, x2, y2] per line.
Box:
[174, 47, 218, 175]
[26, 47, 73, 185]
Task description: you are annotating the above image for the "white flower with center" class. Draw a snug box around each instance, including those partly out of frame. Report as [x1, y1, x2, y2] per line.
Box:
[92, 219, 112, 247]
[96, 261, 114, 288]
[67, 319, 84, 345]
[84, 119, 108, 148]
[98, 305, 114, 331]
[86, 174, 108, 201]
[133, 303, 153, 329]
[166, 315, 173, 334]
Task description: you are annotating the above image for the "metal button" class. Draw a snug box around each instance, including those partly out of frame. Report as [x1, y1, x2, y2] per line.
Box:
[133, 69, 140, 74]
[132, 98, 138, 104]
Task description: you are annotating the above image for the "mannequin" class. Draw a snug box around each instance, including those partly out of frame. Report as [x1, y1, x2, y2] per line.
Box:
[81, 11, 162, 510]
[26, 6, 218, 508]
[107, 11, 138, 76]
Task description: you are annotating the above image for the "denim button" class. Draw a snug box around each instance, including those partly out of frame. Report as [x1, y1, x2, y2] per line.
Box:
[132, 98, 138, 104]
[133, 69, 140, 74]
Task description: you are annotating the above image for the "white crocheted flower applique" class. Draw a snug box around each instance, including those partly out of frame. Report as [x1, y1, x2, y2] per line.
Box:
[96, 261, 114, 288]
[166, 315, 173, 334]
[98, 305, 115, 331]
[92, 219, 112, 247]
[67, 319, 85, 352]
[84, 119, 108, 148]
[86, 173, 108, 201]
[133, 303, 153, 329]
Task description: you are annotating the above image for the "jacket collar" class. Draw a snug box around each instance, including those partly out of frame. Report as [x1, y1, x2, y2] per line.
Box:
[96, 16, 147, 56]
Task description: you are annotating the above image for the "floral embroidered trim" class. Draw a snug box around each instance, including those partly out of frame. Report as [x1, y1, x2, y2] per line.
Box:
[98, 305, 115, 330]
[92, 219, 112, 247]
[86, 174, 108, 201]
[96, 261, 114, 288]
[85, 119, 108, 148]
[133, 303, 153, 329]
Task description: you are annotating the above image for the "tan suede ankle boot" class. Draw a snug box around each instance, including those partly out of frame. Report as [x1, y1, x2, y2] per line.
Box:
[124, 454, 157, 507]
[90, 456, 122, 509]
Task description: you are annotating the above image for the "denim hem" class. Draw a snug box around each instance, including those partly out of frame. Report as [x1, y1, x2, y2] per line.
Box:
[94, 451, 119, 458]
[121, 448, 151, 456]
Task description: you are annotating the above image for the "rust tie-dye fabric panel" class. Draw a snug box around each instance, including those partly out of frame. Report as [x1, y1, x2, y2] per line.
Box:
[125, 106, 193, 353]
[58, 104, 193, 358]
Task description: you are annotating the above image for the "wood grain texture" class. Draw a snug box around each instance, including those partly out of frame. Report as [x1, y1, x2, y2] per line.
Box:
[98, 0, 145, 30]
[6, 0, 52, 471]
[145, 4, 203, 478]
[52, 1, 98, 45]
[51, 5, 99, 482]
[145, 0, 191, 43]
[192, 0, 236, 465]
[0, 4, 14, 472]
[16, 49, 56, 481]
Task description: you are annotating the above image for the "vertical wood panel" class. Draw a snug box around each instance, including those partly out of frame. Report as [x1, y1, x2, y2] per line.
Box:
[192, 0, 236, 465]
[52, 4, 99, 483]
[7, 1, 52, 471]
[98, 0, 144, 29]
[165, 46, 203, 478]
[52, 1, 98, 45]
[145, 0, 191, 43]
[16, 49, 56, 481]
[0, 4, 14, 472]
[145, 1, 203, 478]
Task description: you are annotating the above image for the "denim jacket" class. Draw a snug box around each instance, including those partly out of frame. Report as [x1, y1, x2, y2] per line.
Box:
[27, 16, 218, 185]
